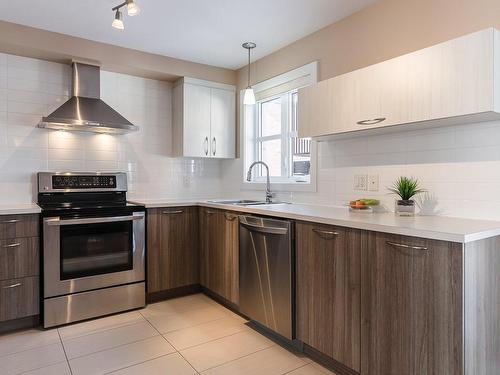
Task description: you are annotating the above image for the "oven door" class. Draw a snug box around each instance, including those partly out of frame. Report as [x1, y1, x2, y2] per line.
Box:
[43, 211, 145, 298]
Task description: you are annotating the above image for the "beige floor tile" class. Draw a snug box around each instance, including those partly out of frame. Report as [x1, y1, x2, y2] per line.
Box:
[108, 353, 197, 375]
[63, 321, 159, 359]
[201, 345, 307, 375]
[164, 315, 249, 350]
[58, 311, 145, 340]
[69, 335, 175, 375]
[0, 343, 66, 375]
[180, 329, 275, 372]
[146, 304, 232, 334]
[0, 328, 60, 357]
[140, 294, 222, 318]
[286, 362, 337, 375]
[20, 361, 72, 375]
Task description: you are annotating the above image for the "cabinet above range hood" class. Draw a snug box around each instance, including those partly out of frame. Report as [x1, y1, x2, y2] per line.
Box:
[39, 62, 139, 134]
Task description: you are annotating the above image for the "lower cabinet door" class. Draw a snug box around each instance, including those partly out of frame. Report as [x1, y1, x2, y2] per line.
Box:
[199, 209, 239, 305]
[296, 222, 361, 372]
[147, 207, 199, 293]
[361, 231, 463, 375]
[0, 276, 39, 321]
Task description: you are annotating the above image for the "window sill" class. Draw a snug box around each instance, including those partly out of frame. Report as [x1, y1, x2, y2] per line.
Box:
[241, 180, 317, 193]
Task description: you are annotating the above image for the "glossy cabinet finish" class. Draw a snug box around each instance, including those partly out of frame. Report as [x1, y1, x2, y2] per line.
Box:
[147, 207, 199, 293]
[299, 28, 500, 138]
[199, 208, 239, 305]
[173, 77, 236, 159]
[296, 222, 361, 372]
[360, 231, 463, 375]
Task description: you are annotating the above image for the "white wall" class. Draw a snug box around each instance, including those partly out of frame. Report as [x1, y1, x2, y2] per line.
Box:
[0, 53, 222, 204]
[222, 120, 500, 221]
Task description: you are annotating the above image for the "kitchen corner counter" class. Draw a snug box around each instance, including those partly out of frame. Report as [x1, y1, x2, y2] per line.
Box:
[132, 199, 500, 243]
[0, 204, 41, 215]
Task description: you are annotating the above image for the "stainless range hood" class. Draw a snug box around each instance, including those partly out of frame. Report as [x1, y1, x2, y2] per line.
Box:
[39, 62, 139, 134]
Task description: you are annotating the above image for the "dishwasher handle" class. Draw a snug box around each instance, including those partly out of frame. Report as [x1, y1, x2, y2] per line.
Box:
[240, 221, 288, 235]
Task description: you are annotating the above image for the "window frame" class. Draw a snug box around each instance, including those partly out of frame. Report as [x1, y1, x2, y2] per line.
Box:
[241, 61, 318, 193]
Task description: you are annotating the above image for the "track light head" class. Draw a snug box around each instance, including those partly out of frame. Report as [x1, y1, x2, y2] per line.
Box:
[112, 9, 124, 30]
[126, 0, 140, 16]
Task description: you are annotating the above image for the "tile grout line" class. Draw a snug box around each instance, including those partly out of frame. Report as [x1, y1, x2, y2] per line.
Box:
[163, 324, 250, 351]
[57, 328, 74, 375]
[65, 331, 163, 361]
[139, 309, 200, 374]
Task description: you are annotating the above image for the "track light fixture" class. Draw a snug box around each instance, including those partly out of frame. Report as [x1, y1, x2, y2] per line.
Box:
[111, 0, 140, 30]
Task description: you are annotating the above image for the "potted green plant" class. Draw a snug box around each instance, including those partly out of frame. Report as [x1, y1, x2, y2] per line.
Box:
[388, 176, 425, 216]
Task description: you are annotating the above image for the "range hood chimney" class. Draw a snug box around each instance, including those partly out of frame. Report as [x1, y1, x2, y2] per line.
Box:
[39, 62, 139, 134]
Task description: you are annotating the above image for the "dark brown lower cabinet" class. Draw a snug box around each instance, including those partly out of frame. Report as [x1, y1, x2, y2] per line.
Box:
[147, 207, 199, 293]
[296, 222, 361, 372]
[199, 208, 239, 305]
[0, 276, 39, 321]
[360, 231, 463, 375]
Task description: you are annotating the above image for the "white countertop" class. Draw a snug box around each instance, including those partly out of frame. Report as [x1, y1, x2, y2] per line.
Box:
[133, 199, 500, 243]
[0, 204, 41, 215]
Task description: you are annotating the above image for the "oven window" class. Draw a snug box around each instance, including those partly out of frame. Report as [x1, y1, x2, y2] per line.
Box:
[60, 221, 133, 280]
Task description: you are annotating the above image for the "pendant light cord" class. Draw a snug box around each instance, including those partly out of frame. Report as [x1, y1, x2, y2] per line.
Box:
[247, 47, 251, 88]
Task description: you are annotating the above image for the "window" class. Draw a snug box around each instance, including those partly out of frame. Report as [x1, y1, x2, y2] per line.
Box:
[243, 61, 317, 190]
[254, 91, 311, 182]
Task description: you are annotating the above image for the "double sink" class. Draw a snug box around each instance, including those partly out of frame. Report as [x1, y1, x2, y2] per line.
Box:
[207, 199, 287, 206]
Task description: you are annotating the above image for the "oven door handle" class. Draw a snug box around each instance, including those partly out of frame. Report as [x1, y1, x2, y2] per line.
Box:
[46, 215, 144, 226]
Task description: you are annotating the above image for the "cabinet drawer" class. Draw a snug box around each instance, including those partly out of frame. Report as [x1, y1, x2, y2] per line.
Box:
[0, 215, 39, 239]
[0, 276, 39, 322]
[0, 237, 39, 280]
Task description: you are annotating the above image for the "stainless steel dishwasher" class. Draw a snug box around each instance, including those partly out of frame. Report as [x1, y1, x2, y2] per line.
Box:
[239, 215, 293, 340]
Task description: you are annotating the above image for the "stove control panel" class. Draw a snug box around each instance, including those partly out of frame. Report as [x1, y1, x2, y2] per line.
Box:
[52, 175, 117, 189]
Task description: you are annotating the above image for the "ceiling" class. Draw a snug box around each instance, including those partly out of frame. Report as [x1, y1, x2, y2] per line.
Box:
[0, 0, 376, 69]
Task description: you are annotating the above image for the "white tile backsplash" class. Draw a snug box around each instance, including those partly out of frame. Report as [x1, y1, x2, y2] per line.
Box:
[0, 54, 222, 204]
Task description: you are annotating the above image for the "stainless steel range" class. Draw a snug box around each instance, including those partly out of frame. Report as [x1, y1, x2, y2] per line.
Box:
[37, 172, 145, 328]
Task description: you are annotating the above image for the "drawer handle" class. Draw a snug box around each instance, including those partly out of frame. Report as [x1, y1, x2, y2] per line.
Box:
[357, 117, 386, 126]
[1, 219, 20, 224]
[2, 283, 21, 289]
[224, 213, 238, 221]
[386, 241, 428, 251]
[162, 210, 184, 214]
[2, 242, 21, 248]
[312, 228, 339, 238]
[205, 210, 216, 216]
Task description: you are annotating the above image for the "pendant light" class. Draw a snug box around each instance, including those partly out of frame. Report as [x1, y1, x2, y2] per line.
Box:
[126, 0, 140, 16]
[242, 42, 256, 105]
[112, 9, 124, 30]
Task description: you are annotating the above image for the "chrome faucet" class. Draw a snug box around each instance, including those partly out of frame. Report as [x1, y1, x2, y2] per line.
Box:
[246, 161, 273, 204]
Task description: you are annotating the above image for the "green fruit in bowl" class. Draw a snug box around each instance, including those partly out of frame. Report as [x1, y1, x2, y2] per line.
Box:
[359, 199, 380, 206]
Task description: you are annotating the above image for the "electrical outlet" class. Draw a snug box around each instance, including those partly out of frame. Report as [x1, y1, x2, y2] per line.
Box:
[354, 175, 368, 191]
[368, 175, 379, 191]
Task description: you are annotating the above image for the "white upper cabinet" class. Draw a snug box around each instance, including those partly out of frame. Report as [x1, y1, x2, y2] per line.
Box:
[173, 78, 236, 158]
[298, 28, 500, 138]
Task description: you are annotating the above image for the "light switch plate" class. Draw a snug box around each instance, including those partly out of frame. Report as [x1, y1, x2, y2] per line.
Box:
[368, 175, 379, 191]
[354, 175, 368, 191]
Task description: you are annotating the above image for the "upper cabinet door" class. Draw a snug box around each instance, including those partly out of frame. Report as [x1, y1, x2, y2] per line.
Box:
[210, 88, 236, 159]
[299, 28, 500, 138]
[173, 78, 236, 158]
[183, 83, 212, 157]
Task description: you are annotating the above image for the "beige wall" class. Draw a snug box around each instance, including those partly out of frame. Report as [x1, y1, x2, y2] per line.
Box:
[237, 0, 500, 89]
[0, 21, 236, 84]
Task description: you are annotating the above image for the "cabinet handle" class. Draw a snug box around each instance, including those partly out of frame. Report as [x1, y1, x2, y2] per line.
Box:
[357, 117, 386, 126]
[1, 219, 20, 224]
[312, 228, 339, 238]
[162, 210, 184, 215]
[212, 137, 216, 156]
[224, 213, 238, 221]
[2, 283, 21, 289]
[205, 210, 216, 216]
[204, 137, 209, 156]
[2, 242, 21, 248]
[386, 241, 428, 251]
